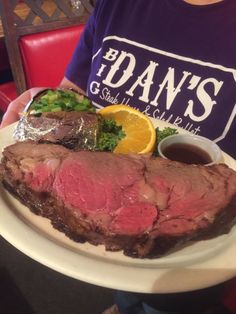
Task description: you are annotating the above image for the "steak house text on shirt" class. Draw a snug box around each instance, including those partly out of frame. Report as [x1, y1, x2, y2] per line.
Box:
[90, 47, 224, 124]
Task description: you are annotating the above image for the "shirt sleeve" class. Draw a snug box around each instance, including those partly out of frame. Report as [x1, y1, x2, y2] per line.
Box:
[65, 1, 102, 91]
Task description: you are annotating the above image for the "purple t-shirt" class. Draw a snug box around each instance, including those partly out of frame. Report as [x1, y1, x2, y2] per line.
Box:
[65, 0, 236, 158]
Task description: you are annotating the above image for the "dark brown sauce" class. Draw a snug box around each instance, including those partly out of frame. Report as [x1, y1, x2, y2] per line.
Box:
[163, 143, 212, 165]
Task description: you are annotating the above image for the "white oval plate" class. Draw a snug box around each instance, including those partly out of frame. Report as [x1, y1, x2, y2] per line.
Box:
[0, 120, 236, 293]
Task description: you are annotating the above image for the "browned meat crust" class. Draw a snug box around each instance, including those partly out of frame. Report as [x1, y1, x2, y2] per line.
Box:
[1, 142, 236, 258]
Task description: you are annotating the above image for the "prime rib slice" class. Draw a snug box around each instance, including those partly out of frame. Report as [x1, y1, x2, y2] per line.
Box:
[1, 141, 236, 258]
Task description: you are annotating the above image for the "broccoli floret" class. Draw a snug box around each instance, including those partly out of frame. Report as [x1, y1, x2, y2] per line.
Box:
[156, 127, 178, 143]
[153, 127, 178, 156]
[97, 119, 126, 151]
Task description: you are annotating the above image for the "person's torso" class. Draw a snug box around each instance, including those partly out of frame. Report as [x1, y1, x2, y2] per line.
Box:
[87, 0, 236, 157]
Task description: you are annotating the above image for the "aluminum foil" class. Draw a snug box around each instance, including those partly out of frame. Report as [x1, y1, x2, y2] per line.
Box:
[14, 88, 99, 151]
[14, 111, 100, 151]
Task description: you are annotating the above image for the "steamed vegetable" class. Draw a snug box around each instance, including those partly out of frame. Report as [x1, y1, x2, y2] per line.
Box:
[97, 118, 126, 151]
[29, 89, 95, 114]
[155, 127, 178, 143]
[153, 127, 178, 156]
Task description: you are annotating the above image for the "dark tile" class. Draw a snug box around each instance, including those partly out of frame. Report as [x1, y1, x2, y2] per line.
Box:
[0, 236, 114, 314]
[0, 268, 34, 314]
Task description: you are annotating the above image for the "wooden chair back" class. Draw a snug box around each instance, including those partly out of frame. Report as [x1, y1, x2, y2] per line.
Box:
[0, 0, 95, 94]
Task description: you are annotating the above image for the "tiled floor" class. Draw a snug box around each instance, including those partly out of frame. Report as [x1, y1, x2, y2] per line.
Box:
[0, 236, 114, 314]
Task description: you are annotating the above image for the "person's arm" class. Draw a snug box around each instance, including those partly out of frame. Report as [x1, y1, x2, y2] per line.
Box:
[0, 79, 85, 129]
[0, 87, 46, 129]
[0, 77, 86, 129]
[0, 51, 89, 129]
[1, 0, 100, 129]
[59, 77, 86, 95]
[63, 0, 99, 92]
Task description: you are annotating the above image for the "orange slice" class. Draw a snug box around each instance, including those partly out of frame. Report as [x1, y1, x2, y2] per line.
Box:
[99, 104, 156, 154]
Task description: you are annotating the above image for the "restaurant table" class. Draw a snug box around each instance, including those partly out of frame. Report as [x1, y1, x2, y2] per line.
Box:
[0, 235, 114, 314]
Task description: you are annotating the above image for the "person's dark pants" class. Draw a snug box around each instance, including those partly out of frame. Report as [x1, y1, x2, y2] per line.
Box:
[115, 282, 228, 314]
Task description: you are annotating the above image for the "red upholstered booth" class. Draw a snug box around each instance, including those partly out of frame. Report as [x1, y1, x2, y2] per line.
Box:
[20, 24, 84, 89]
[0, 24, 85, 113]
